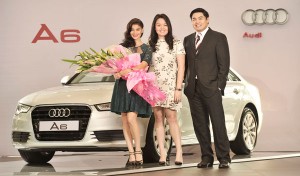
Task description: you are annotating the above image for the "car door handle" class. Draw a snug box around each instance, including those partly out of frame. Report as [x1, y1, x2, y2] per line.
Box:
[233, 88, 239, 94]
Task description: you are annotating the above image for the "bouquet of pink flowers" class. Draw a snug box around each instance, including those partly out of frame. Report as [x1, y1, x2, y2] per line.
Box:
[63, 45, 166, 106]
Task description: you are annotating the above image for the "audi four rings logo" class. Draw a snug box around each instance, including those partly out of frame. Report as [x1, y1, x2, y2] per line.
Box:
[48, 108, 71, 117]
[241, 8, 288, 25]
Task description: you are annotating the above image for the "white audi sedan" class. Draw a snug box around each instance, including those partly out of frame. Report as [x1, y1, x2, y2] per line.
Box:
[12, 68, 263, 164]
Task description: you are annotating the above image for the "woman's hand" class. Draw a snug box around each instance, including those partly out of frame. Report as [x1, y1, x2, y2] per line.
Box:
[114, 68, 132, 79]
[174, 89, 182, 104]
[114, 72, 121, 79]
[120, 68, 132, 76]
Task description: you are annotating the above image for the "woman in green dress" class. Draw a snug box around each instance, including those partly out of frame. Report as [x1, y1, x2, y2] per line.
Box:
[111, 18, 152, 166]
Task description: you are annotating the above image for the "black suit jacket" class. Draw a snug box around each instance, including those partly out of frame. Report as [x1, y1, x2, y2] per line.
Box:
[183, 28, 230, 98]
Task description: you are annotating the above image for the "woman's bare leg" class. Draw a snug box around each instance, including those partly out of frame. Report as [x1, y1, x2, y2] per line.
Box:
[126, 112, 143, 162]
[165, 109, 183, 163]
[153, 107, 167, 162]
[121, 113, 135, 162]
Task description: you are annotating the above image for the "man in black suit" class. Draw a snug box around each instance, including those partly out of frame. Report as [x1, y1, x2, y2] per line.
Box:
[183, 8, 231, 169]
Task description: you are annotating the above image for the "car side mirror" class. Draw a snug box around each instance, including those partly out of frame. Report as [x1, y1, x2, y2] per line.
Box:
[61, 76, 70, 85]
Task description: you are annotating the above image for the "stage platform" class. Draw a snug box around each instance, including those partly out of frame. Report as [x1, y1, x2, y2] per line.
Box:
[1, 145, 299, 176]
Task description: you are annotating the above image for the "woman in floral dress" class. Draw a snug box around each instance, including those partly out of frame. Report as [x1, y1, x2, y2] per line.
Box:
[149, 14, 185, 165]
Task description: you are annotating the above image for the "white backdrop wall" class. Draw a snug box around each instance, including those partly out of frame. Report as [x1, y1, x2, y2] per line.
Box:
[1, 0, 299, 155]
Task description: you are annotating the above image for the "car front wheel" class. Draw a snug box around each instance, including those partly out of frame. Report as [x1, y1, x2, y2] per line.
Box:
[143, 114, 173, 163]
[230, 107, 258, 155]
[18, 150, 55, 164]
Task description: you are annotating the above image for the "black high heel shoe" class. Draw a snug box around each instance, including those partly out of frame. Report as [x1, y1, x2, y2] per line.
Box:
[175, 161, 183, 165]
[126, 152, 135, 166]
[159, 160, 166, 165]
[175, 153, 183, 165]
[134, 151, 143, 165]
[158, 155, 167, 165]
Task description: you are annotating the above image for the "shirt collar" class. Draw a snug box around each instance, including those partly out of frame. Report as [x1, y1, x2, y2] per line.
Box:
[195, 27, 209, 38]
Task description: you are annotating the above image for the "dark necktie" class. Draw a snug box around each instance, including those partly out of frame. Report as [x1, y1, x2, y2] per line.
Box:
[195, 34, 200, 49]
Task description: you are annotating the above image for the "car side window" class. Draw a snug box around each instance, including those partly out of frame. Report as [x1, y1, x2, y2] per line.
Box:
[227, 70, 241, 82]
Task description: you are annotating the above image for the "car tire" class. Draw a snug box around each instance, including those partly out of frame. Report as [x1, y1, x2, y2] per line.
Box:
[143, 114, 173, 163]
[18, 150, 55, 164]
[230, 107, 258, 155]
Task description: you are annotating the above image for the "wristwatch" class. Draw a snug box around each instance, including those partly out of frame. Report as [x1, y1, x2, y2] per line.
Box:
[175, 88, 182, 91]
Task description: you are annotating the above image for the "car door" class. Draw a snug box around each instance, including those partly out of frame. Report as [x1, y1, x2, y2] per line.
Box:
[178, 90, 197, 145]
[222, 70, 245, 139]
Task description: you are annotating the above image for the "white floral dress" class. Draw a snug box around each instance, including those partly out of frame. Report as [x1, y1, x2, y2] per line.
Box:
[150, 39, 186, 111]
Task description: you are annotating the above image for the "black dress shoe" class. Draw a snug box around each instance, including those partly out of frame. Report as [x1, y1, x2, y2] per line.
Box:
[218, 160, 230, 169]
[197, 160, 213, 168]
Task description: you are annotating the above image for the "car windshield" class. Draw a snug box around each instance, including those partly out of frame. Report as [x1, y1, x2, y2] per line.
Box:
[69, 71, 115, 84]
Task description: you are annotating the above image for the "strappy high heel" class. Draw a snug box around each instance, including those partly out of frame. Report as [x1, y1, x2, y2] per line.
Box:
[126, 152, 135, 166]
[134, 151, 143, 165]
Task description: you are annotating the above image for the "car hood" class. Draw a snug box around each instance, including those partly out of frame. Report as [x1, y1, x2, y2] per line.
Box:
[19, 83, 114, 106]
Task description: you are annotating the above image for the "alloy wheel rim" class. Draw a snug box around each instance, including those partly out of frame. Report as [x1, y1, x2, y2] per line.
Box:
[242, 113, 257, 150]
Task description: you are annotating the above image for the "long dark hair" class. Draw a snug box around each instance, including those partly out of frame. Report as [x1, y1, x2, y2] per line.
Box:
[120, 18, 144, 48]
[149, 14, 174, 52]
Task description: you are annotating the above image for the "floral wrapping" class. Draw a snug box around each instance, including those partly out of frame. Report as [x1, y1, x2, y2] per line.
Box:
[91, 49, 166, 106]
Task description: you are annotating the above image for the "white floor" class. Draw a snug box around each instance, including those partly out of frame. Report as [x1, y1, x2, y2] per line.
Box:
[1, 147, 300, 176]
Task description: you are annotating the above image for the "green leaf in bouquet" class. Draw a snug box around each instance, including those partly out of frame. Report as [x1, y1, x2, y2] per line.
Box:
[76, 67, 86, 73]
[90, 48, 101, 57]
[106, 49, 114, 56]
[84, 50, 93, 57]
[95, 56, 105, 63]
[84, 59, 96, 66]
[77, 60, 85, 66]
[85, 50, 90, 54]
[62, 59, 77, 64]
[79, 52, 87, 59]
[113, 51, 123, 58]
[101, 49, 108, 57]
[61, 59, 79, 67]
[85, 54, 93, 60]
[95, 60, 102, 65]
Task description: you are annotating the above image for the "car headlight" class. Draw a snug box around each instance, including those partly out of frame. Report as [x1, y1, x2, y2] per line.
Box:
[15, 103, 31, 115]
[95, 103, 111, 111]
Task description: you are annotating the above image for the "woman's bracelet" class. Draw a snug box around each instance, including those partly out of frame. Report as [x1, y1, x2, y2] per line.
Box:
[175, 88, 182, 91]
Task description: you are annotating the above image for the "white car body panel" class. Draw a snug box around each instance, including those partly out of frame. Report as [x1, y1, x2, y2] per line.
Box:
[12, 69, 263, 154]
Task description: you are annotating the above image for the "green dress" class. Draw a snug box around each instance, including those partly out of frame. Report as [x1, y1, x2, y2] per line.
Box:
[111, 44, 152, 117]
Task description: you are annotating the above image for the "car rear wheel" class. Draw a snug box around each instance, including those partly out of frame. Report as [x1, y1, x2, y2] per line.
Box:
[230, 107, 258, 155]
[143, 114, 173, 163]
[18, 150, 55, 164]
